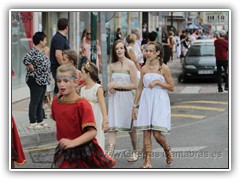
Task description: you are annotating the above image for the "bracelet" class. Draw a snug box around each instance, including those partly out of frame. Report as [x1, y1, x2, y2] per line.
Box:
[103, 119, 108, 124]
[133, 104, 138, 108]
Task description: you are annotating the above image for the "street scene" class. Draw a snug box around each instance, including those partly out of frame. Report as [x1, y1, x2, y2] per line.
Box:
[11, 10, 229, 170]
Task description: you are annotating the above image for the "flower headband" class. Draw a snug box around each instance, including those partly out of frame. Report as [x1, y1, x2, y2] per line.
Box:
[83, 60, 93, 73]
[56, 75, 77, 80]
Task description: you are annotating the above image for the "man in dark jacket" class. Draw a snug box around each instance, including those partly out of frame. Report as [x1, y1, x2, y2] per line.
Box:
[214, 30, 228, 92]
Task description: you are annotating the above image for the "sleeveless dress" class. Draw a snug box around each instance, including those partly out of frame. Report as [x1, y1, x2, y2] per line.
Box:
[108, 71, 134, 132]
[136, 73, 171, 133]
[80, 84, 105, 151]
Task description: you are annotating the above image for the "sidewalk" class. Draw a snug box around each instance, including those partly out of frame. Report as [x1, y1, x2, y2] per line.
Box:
[12, 59, 226, 148]
[12, 103, 57, 147]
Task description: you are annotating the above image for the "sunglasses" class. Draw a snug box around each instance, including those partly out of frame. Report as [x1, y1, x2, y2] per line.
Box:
[87, 32, 91, 35]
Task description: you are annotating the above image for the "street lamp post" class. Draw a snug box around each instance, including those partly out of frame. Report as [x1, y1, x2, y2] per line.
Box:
[91, 12, 97, 65]
[158, 11, 162, 43]
[99, 12, 109, 106]
[171, 12, 174, 32]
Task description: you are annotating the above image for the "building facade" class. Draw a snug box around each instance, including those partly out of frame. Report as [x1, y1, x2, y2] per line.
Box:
[11, 10, 229, 102]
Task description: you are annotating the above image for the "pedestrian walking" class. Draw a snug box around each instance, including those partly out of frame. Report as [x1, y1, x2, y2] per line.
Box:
[79, 28, 102, 71]
[132, 28, 144, 66]
[51, 64, 116, 168]
[126, 33, 141, 80]
[167, 31, 176, 61]
[175, 31, 181, 59]
[115, 27, 123, 41]
[23, 32, 51, 129]
[50, 18, 70, 96]
[180, 34, 190, 63]
[107, 40, 139, 162]
[132, 42, 174, 168]
[214, 30, 229, 92]
[80, 61, 108, 151]
[78, 28, 88, 70]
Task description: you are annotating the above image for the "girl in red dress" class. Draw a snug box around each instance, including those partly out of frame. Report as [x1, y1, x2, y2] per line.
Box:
[51, 64, 116, 168]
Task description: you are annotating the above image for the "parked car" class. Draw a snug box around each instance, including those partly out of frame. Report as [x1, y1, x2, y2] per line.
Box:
[180, 39, 217, 82]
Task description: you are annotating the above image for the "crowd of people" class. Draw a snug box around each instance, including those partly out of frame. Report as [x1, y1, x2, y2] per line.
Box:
[12, 18, 228, 169]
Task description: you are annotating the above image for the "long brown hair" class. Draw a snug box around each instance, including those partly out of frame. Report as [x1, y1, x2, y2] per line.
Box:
[111, 40, 131, 63]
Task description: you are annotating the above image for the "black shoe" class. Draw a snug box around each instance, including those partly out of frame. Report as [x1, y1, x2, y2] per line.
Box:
[224, 87, 228, 91]
[218, 88, 223, 92]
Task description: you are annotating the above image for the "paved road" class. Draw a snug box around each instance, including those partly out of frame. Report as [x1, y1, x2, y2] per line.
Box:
[12, 59, 229, 169]
[14, 93, 229, 169]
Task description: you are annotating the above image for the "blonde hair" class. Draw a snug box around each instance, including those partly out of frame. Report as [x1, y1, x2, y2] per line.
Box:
[57, 64, 77, 80]
[126, 34, 136, 44]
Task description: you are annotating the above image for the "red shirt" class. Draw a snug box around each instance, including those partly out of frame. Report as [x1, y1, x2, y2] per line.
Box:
[51, 96, 116, 168]
[51, 96, 96, 141]
[214, 38, 228, 61]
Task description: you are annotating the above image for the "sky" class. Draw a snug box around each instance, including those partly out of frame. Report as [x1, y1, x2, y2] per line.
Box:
[2, 0, 238, 179]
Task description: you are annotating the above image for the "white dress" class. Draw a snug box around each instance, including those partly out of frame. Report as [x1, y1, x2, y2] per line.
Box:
[80, 84, 105, 151]
[136, 73, 171, 133]
[108, 71, 134, 132]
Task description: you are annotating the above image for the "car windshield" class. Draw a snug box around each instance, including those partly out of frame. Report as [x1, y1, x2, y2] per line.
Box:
[187, 45, 215, 56]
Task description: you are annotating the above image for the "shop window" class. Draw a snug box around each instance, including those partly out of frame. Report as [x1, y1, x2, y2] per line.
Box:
[11, 12, 33, 89]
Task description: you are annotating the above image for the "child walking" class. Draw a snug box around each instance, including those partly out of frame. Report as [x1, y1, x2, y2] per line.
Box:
[80, 61, 108, 151]
[51, 64, 115, 168]
[132, 42, 174, 168]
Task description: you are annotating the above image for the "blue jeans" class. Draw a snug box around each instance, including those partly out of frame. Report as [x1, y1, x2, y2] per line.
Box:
[27, 76, 46, 124]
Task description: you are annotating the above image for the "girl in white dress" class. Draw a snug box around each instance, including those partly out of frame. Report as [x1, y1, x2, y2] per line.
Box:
[107, 40, 139, 162]
[132, 42, 174, 168]
[80, 61, 108, 151]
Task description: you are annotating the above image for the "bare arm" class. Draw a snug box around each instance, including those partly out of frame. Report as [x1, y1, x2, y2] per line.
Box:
[59, 126, 97, 149]
[55, 50, 63, 65]
[132, 68, 145, 120]
[163, 65, 174, 91]
[128, 49, 140, 70]
[97, 87, 108, 132]
[107, 64, 116, 94]
[98, 54, 102, 64]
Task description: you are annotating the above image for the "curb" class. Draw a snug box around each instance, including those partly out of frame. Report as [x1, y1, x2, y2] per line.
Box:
[20, 130, 57, 148]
